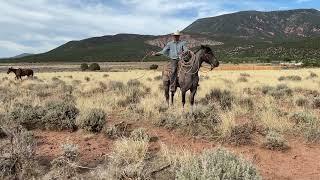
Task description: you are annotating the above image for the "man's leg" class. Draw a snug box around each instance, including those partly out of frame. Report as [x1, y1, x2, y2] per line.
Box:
[170, 59, 178, 92]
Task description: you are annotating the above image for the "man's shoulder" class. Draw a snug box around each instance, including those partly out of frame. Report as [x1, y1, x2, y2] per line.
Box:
[167, 41, 174, 45]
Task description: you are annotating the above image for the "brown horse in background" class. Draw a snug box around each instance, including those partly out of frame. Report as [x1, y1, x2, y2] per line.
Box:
[162, 45, 219, 111]
[7, 67, 34, 80]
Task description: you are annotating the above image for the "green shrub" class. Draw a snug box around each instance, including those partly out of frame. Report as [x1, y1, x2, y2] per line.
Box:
[149, 64, 159, 70]
[89, 63, 101, 71]
[176, 148, 261, 180]
[237, 76, 248, 82]
[84, 76, 90, 82]
[268, 84, 292, 98]
[80, 63, 89, 71]
[108, 81, 125, 91]
[312, 97, 320, 109]
[8, 103, 45, 130]
[263, 131, 289, 151]
[156, 106, 220, 138]
[117, 86, 149, 107]
[200, 88, 235, 110]
[77, 108, 106, 133]
[307, 72, 318, 79]
[278, 75, 302, 81]
[290, 112, 320, 143]
[240, 73, 250, 77]
[261, 85, 274, 94]
[127, 79, 142, 87]
[41, 100, 79, 131]
[238, 97, 255, 111]
[295, 97, 309, 107]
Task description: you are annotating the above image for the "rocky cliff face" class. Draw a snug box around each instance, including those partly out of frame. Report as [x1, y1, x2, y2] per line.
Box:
[145, 34, 223, 48]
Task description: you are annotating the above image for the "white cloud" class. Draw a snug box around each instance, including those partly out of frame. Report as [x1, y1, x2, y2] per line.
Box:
[0, 0, 204, 57]
[0, 0, 313, 57]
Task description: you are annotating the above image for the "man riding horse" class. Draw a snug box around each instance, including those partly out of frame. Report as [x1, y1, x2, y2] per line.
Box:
[152, 31, 219, 109]
[152, 30, 188, 92]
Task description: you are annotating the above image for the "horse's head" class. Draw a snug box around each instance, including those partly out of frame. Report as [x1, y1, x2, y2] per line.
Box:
[7, 67, 13, 74]
[199, 45, 219, 70]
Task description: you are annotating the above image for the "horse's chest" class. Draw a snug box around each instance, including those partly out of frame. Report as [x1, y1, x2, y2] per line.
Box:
[179, 75, 199, 89]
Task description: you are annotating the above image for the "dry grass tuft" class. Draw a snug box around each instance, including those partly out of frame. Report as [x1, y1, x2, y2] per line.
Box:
[104, 121, 131, 139]
[0, 122, 40, 179]
[262, 130, 289, 151]
[43, 143, 79, 179]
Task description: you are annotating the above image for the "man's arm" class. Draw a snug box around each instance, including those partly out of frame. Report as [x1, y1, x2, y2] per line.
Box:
[152, 42, 170, 56]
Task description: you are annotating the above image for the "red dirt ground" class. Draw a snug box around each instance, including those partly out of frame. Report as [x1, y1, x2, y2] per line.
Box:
[34, 117, 320, 180]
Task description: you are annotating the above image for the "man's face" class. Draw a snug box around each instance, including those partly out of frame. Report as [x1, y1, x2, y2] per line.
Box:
[173, 35, 180, 41]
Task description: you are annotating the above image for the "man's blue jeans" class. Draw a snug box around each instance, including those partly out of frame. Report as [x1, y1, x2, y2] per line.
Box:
[170, 59, 178, 91]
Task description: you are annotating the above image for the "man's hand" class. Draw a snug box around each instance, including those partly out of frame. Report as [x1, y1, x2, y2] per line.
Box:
[150, 51, 157, 56]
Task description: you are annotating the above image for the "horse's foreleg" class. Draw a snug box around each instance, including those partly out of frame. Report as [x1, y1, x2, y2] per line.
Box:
[182, 91, 186, 109]
[164, 81, 170, 106]
[190, 86, 198, 113]
[170, 91, 175, 106]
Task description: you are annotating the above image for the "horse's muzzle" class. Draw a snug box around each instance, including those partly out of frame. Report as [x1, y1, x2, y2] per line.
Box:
[210, 61, 219, 70]
[215, 61, 220, 67]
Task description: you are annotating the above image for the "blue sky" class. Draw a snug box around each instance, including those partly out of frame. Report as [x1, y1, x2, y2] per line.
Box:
[0, 0, 319, 58]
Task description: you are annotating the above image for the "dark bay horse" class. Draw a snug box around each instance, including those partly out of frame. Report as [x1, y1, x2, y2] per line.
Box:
[162, 45, 219, 110]
[7, 67, 34, 79]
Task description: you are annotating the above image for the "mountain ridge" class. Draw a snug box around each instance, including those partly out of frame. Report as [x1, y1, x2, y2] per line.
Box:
[3, 8, 320, 64]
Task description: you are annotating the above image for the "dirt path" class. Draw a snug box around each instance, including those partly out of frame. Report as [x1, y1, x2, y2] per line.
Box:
[34, 116, 320, 180]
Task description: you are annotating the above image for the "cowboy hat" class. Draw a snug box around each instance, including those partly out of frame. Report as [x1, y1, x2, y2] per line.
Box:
[172, 30, 181, 36]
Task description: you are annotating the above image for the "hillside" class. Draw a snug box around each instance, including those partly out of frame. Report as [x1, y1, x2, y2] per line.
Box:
[8, 34, 162, 62]
[12, 53, 34, 58]
[4, 9, 320, 64]
[183, 9, 320, 40]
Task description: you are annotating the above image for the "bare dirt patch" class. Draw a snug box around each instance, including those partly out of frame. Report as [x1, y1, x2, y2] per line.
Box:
[34, 130, 112, 166]
[34, 118, 320, 180]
